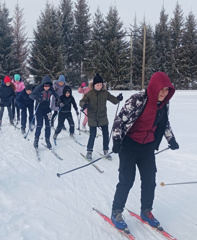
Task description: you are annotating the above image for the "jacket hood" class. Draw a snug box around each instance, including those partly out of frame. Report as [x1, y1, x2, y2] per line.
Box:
[89, 81, 107, 90]
[63, 85, 72, 95]
[147, 72, 175, 107]
[41, 76, 52, 86]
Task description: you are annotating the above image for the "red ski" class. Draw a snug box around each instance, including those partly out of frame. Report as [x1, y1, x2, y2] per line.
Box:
[126, 209, 178, 240]
[93, 208, 135, 240]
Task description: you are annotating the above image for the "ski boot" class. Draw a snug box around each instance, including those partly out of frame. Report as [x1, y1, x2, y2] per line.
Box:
[46, 138, 52, 149]
[0, 120, 2, 129]
[140, 209, 160, 227]
[70, 133, 74, 138]
[111, 210, 128, 230]
[103, 150, 112, 160]
[34, 138, 39, 149]
[10, 119, 14, 125]
[86, 151, 92, 160]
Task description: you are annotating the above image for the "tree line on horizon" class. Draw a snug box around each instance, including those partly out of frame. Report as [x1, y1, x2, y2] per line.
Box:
[0, 0, 197, 90]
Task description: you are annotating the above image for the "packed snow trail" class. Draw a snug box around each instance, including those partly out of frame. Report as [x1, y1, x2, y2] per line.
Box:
[0, 90, 197, 240]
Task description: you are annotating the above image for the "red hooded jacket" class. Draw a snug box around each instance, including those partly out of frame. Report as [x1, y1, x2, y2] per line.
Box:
[127, 72, 175, 144]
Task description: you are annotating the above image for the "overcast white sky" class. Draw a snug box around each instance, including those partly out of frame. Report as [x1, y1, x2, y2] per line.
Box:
[2, 0, 197, 38]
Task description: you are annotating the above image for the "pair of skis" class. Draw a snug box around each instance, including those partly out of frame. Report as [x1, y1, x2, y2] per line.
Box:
[54, 135, 85, 148]
[35, 143, 63, 161]
[93, 208, 177, 240]
[80, 153, 104, 173]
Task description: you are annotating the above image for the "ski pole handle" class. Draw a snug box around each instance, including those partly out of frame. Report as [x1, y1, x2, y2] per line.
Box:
[161, 181, 197, 186]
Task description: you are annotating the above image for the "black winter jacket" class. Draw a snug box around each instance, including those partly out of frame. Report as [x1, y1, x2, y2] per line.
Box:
[60, 86, 78, 113]
[16, 89, 34, 109]
[0, 82, 15, 107]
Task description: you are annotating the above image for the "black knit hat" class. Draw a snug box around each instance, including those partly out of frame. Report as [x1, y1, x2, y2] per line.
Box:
[93, 73, 103, 86]
[25, 84, 33, 91]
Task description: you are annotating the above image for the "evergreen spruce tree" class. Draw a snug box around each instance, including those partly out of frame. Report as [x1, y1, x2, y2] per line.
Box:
[73, 0, 91, 86]
[181, 12, 197, 89]
[83, 7, 105, 78]
[154, 5, 171, 73]
[143, 22, 155, 87]
[168, 2, 185, 88]
[28, 3, 65, 84]
[130, 17, 142, 89]
[0, 3, 14, 80]
[59, 0, 75, 85]
[102, 6, 130, 89]
[12, 1, 29, 79]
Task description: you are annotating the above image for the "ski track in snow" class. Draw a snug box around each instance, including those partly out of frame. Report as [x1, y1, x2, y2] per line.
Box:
[0, 90, 197, 240]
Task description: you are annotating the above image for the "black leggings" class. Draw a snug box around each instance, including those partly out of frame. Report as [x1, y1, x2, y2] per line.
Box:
[0, 106, 13, 121]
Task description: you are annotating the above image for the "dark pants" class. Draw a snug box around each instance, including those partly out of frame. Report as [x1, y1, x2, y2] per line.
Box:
[55, 112, 74, 134]
[35, 110, 50, 139]
[112, 136, 156, 212]
[0, 105, 13, 121]
[12, 97, 20, 120]
[21, 105, 34, 129]
[87, 125, 109, 151]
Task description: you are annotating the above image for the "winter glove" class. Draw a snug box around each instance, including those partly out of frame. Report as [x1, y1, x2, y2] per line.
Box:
[37, 98, 43, 103]
[168, 138, 179, 150]
[60, 103, 64, 108]
[112, 139, 121, 154]
[81, 82, 86, 88]
[76, 110, 79, 116]
[55, 98, 61, 107]
[82, 103, 88, 111]
[117, 93, 123, 101]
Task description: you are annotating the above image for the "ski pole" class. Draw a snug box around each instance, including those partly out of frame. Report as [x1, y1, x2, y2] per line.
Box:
[24, 103, 40, 139]
[57, 151, 113, 177]
[53, 107, 62, 124]
[109, 101, 120, 143]
[155, 147, 170, 155]
[77, 110, 81, 134]
[81, 109, 88, 117]
[81, 109, 102, 132]
[161, 181, 197, 186]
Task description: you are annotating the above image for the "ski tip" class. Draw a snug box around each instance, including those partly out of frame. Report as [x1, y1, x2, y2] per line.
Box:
[57, 173, 61, 178]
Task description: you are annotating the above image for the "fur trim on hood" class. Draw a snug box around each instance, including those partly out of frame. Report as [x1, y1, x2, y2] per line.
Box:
[89, 81, 107, 90]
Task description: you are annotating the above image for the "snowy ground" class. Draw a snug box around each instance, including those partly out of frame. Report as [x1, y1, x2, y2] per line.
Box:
[0, 90, 197, 240]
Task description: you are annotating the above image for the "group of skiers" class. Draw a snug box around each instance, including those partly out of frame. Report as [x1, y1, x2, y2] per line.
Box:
[0, 71, 180, 232]
[0, 74, 27, 128]
[0, 73, 123, 158]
